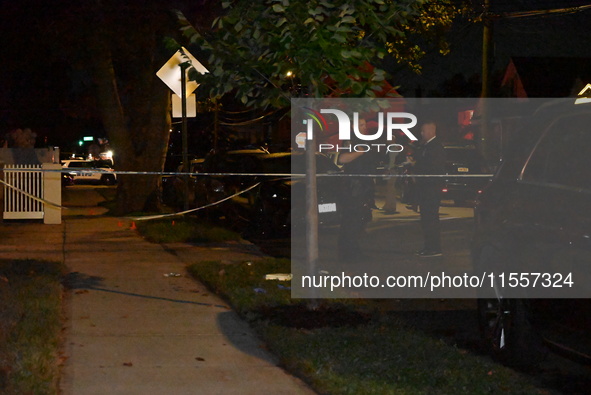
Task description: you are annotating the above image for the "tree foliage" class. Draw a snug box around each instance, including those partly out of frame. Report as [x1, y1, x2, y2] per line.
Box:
[179, 0, 466, 108]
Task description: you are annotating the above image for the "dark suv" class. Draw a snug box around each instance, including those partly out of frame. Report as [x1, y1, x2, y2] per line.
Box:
[472, 99, 591, 367]
[442, 145, 490, 205]
[190, 150, 343, 237]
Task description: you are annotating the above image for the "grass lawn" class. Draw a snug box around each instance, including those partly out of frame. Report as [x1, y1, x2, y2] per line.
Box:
[186, 258, 550, 395]
[135, 217, 555, 394]
[0, 259, 64, 395]
[135, 217, 241, 244]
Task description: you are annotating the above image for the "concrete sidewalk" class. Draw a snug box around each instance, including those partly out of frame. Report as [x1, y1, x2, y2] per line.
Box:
[0, 216, 315, 395]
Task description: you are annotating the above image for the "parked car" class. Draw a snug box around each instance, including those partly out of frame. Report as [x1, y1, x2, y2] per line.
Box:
[472, 99, 591, 367]
[162, 150, 269, 211]
[395, 144, 491, 206]
[162, 158, 205, 209]
[192, 150, 343, 236]
[441, 145, 491, 205]
[61, 159, 117, 185]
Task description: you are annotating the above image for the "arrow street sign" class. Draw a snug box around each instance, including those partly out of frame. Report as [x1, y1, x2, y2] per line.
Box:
[156, 47, 208, 98]
[156, 47, 208, 211]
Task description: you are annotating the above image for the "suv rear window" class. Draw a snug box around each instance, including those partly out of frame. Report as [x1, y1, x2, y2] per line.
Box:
[445, 147, 480, 164]
[444, 146, 485, 173]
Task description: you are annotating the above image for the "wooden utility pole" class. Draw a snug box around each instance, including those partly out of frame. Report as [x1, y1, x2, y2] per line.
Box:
[480, 0, 493, 165]
[481, 0, 492, 99]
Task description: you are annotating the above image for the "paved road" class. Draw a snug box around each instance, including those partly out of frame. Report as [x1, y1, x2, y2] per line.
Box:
[62, 185, 113, 216]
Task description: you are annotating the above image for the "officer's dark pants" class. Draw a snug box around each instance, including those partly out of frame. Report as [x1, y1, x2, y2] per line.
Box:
[337, 191, 372, 262]
[418, 191, 441, 252]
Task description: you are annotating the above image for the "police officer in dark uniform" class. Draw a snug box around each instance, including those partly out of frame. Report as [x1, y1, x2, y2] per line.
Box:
[337, 119, 384, 262]
[413, 120, 446, 257]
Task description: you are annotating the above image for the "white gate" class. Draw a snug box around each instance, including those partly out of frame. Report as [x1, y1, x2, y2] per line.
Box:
[3, 164, 44, 220]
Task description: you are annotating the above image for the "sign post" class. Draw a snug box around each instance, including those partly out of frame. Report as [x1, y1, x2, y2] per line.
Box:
[157, 47, 208, 210]
[180, 62, 189, 210]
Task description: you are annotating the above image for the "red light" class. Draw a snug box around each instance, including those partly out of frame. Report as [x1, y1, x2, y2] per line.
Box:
[442, 188, 448, 193]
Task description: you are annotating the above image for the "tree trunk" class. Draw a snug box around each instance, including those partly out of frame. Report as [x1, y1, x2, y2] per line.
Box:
[115, 79, 170, 215]
[88, 0, 171, 215]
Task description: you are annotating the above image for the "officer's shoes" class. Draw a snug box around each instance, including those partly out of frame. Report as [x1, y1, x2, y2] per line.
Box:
[415, 249, 443, 258]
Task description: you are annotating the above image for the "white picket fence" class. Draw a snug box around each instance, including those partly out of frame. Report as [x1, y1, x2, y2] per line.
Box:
[2, 163, 62, 224]
[3, 164, 44, 219]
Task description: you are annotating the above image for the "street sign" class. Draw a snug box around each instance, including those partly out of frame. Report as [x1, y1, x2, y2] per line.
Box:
[156, 47, 209, 211]
[575, 83, 591, 105]
[156, 47, 208, 98]
[172, 93, 196, 118]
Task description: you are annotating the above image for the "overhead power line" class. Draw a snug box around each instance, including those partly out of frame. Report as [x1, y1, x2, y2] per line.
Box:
[491, 4, 591, 19]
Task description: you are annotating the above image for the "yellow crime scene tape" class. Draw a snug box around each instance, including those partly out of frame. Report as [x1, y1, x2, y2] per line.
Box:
[130, 182, 262, 221]
[0, 178, 67, 210]
[1, 167, 493, 222]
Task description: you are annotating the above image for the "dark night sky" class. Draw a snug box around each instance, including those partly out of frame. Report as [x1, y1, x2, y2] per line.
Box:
[395, 0, 591, 96]
[1, 0, 590, 146]
[0, 0, 207, 151]
[0, 1, 85, 148]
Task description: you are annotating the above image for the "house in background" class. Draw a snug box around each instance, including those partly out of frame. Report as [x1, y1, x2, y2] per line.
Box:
[500, 57, 591, 98]
[465, 57, 591, 166]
